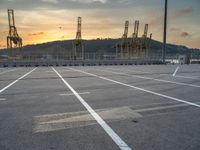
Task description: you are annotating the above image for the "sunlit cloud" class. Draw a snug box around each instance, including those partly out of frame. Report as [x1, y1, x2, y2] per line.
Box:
[41, 0, 58, 3]
[27, 32, 45, 36]
[180, 32, 191, 38]
[7, 0, 16, 2]
[0, 0, 199, 49]
[169, 27, 180, 32]
[70, 0, 108, 3]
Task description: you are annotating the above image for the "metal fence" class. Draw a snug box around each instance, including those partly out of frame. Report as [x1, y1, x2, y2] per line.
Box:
[1, 51, 200, 66]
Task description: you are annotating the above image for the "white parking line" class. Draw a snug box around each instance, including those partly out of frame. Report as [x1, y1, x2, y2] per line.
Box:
[172, 66, 179, 76]
[108, 68, 150, 74]
[106, 67, 200, 80]
[60, 92, 90, 96]
[0, 68, 37, 94]
[0, 98, 6, 101]
[172, 75, 199, 80]
[0, 68, 20, 75]
[46, 70, 71, 73]
[52, 67, 132, 150]
[68, 67, 200, 108]
[95, 68, 200, 88]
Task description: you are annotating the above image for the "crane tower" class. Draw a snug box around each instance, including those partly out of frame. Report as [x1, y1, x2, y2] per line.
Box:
[7, 9, 22, 58]
[117, 20, 153, 59]
[72, 17, 84, 60]
[129, 20, 139, 58]
[116, 20, 130, 59]
[139, 24, 149, 57]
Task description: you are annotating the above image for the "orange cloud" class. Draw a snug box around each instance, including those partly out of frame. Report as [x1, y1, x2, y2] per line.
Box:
[1, 31, 7, 34]
[180, 32, 191, 38]
[28, 32, 45, 36]
[0, 44, 6, 48]
[169, 27, 180, 32]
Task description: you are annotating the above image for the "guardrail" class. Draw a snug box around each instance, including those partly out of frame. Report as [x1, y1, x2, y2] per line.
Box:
[0, 59, 163, 67]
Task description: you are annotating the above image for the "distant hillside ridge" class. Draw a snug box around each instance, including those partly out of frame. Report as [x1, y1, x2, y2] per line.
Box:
[0, 39, 200, 58]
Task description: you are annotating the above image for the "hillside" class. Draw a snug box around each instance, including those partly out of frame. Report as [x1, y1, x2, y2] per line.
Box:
[0, 39, 200, 58]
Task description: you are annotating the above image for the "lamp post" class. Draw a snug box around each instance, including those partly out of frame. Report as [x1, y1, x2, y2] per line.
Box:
[162, 0, 168, 63]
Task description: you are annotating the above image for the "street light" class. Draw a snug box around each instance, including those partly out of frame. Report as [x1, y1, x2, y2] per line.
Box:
[162, 0, 168, 63]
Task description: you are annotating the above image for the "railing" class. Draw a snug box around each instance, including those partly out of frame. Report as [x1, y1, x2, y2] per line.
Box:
[1, 51, 199, 64]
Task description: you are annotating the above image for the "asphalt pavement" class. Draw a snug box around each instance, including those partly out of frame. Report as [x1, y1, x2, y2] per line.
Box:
[0, 64, 200, 150]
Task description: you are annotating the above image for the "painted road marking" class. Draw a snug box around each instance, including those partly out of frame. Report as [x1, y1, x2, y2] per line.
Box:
[69, 67, 200, 108]
[0, 68, 20, 75]
[104, 67, 150, 74]
[159, 74, 199, 80]
[52, 67, 132, 150]
[33, 106, 141, 133]
[60, 92, 90, 96]
[0, 68, 37, 94]
[172, 75, 199, 80]
[107, 67, 200, 80]
[34, 100, 199, 133]
[45, 71, 54, 73]
[172, 66, 180, 76]
[95, 68, 200, 88]
[134, 102, 200, 113]
[0, 98, 6, 101]
[46, 70, 71, 73]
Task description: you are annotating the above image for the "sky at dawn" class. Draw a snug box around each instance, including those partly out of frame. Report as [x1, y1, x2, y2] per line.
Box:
[0, 0, 200, 49]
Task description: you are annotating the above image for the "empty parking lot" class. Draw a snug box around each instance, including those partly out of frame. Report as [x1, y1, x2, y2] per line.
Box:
[0, 65, 200, 150]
